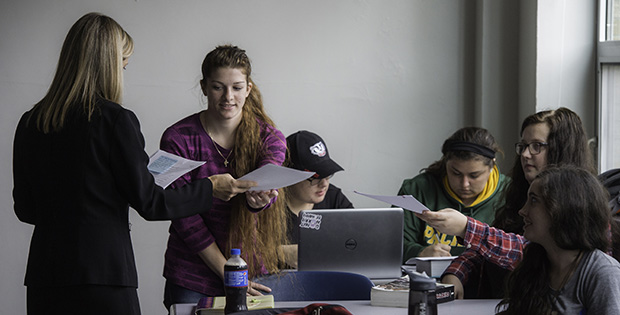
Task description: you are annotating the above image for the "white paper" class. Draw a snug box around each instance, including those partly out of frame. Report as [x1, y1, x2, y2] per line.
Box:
[238, 164, 315, 191]
[148, 150, 205, 188]
[354, 191, 429, 214]
[413, 256, 458, 261]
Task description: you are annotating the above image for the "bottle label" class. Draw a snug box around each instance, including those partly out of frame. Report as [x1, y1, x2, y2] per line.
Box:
[225, 269, 248, 287]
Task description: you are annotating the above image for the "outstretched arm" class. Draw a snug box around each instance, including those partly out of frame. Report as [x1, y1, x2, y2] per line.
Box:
[415, 208, 469, 238]
[245, 189, 278, 209]
[209, 174, 256, 201]
[418, 210, 528, 270]
[463, 218, 526, 270]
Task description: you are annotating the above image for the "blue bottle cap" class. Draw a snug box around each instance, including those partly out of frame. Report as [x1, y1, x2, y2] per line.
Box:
[231, 248, 241, 255]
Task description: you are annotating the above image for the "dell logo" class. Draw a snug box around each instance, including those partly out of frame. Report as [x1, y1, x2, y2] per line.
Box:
[344, 238, 357, 250]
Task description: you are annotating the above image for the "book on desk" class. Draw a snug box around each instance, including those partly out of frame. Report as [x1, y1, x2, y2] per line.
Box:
[370, 275, 455, 308]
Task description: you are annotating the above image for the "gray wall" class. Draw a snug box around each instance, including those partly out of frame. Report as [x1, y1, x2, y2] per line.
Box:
[0, 0, 596, 314]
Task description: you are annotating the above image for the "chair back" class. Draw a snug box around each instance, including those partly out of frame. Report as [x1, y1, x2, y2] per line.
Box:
[254, 271, 374, 301]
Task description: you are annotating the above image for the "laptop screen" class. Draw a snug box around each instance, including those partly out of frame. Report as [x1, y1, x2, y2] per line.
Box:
[297, 208, 404, 279]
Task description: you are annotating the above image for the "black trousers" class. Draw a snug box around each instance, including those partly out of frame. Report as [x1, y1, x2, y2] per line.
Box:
[27, 284, 141, 315]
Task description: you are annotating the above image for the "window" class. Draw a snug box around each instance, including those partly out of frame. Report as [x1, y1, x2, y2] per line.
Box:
[600, 65, 620, 170]
[603, 0, 620, 40]
[598, 0, 620, 171]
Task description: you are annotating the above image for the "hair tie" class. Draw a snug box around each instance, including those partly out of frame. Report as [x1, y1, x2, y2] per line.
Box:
[442, 140, 495, 159]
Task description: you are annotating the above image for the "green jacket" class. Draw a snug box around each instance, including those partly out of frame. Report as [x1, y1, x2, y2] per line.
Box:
[399, 170, 508, 262]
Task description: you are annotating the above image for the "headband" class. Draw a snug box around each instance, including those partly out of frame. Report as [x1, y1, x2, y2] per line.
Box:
[442, 140, 495, 159]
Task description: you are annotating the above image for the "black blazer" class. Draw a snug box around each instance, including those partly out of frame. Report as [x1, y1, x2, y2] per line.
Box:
[13, 100, 213, 288]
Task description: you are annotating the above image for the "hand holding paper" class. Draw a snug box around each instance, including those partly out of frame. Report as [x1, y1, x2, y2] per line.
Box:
[209, 173, 257, 201]
[415, 208, 468, 238]
[246, 189, 278, 209]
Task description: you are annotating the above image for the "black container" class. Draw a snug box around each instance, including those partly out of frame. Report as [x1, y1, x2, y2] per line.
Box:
[224, 248, 248, 314]
[408, 271, 438, 315]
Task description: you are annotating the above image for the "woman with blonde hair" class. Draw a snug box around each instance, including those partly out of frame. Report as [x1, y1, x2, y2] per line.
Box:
[13, 13, 250, 315]
[161, 45, 288, 309]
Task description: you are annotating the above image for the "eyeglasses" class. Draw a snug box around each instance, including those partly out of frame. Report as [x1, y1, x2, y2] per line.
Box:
[515, 141, 548, 155]
[307, 174, 333, 186]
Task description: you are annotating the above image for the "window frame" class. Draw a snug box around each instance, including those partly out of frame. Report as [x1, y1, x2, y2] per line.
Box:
[597, 0, 620, 171]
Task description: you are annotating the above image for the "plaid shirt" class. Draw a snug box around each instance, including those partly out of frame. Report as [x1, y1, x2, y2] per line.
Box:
[443, 217, 613, 284]
[443, 217, 526, 284]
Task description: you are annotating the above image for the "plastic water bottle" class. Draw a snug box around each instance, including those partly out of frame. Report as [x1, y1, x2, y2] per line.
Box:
[408, 271, 438, 315]
[224, 248, 248, 314]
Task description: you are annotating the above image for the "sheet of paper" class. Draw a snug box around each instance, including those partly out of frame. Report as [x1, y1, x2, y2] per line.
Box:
[413, 256, 458, 261]
[148, 150, 205, 188]
[354, 191, 429, 214]
[238, 164, 315, 191]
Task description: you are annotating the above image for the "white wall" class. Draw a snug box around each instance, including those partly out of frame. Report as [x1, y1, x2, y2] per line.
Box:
[1, 1, 471, 313]
[0, 1, 596, 314]
[536, 0, 596, 134]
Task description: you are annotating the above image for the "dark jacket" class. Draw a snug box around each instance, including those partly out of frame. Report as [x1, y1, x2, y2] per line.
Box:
[13, 99, 213, 288]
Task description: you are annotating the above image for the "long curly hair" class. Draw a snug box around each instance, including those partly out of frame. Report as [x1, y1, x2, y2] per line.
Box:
[201, 45, 287, 277]
[493, 107, 595, 233]
[496, 166, 610, 314]
[31, 12, 134, 133]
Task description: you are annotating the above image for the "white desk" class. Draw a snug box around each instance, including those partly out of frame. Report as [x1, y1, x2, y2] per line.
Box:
[171, 299, 500, 315]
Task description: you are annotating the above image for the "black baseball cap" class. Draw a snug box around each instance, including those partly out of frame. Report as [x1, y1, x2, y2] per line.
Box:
[287, 130, 344, 178]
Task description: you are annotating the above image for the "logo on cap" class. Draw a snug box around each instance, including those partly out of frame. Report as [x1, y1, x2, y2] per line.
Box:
[309, 141, 327, 157]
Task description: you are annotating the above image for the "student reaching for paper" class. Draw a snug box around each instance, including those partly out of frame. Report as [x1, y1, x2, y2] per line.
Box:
[396, 127, 508, 261]
[160, 45, 287, 310]
[415, 208, 469, 239]
[438, 108, 601, 300]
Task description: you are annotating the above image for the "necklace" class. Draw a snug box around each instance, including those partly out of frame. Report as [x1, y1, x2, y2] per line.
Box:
[550, 251, 582, 315]
[209, 135, 233, 167]
[201, 114, 233, 168]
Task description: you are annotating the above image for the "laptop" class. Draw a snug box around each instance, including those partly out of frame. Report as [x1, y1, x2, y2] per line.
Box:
[297, 208, 404, 279]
